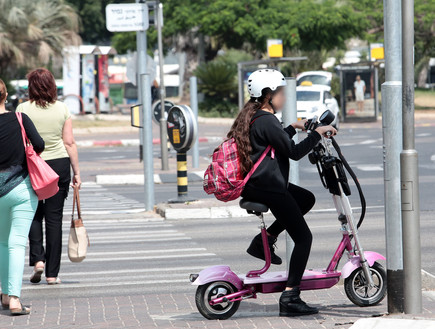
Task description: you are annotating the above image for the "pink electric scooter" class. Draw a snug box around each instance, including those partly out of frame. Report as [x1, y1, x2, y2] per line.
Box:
[190, 111, 387, 320]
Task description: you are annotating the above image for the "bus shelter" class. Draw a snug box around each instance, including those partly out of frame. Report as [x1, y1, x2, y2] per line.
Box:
[337, 63, 379, 122]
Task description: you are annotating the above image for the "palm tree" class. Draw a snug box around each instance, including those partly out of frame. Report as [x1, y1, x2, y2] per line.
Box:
[0, 0, 81, 80]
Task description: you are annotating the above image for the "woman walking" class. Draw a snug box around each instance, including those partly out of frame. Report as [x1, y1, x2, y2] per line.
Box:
[17, 68, 81, 285]
[0, 79, 45, 315]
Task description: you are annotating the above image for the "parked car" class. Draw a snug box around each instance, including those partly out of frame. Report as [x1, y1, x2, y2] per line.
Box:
[296, 82, 340, 129]
[296, 71, 332, 89]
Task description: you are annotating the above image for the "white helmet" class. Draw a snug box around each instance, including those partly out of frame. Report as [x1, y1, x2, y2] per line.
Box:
[247, 69, 287, 98]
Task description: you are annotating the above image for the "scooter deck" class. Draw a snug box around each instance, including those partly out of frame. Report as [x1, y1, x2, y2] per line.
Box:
[241, 269, 341, 292]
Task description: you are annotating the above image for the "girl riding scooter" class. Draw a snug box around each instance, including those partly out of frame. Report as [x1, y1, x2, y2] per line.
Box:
[227, 69, 337, 316]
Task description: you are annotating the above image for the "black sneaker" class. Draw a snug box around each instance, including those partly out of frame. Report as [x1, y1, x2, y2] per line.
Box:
[247, 233, 282, 265]
[279, 287, 319, 317]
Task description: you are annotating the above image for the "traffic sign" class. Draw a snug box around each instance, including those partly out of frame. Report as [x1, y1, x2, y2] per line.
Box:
[167, 105, 197, 152]
[106, 3, 149, 32]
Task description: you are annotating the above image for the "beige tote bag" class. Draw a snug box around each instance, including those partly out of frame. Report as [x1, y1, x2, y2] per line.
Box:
[68, 185, 90, 262]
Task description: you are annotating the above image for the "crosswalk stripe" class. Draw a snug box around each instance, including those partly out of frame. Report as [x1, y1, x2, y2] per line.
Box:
[23, 182, 218, 294]
[26, 253, 216, 263]
[60, 237, 192, 244]
[46, 266, 206, 277]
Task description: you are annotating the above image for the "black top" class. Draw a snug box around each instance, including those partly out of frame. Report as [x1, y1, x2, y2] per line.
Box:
[0, 112, 45, 169]
[244, 110, 321, 194]
[0, 112, 44, 197]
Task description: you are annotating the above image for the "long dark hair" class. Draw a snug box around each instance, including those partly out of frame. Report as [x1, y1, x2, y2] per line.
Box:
[227, 88, 274, 176]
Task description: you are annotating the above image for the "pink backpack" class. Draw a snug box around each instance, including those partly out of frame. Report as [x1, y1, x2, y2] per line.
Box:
[203, 138, 274, 202]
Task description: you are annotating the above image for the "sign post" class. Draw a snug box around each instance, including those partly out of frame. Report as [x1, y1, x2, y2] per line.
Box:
[106, 2, 154, 210]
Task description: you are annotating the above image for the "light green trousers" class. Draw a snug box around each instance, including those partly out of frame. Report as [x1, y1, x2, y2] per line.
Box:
[0, 176, 38, 297]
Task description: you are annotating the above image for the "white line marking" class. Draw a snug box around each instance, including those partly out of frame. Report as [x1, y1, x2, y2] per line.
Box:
[356, 165, 383, 171]
[60, 237, 192, 244]
[25, 253, 217, 263]
[62, 237, 192, 244]
[311, 205, 384, 213]
[47, 266, 206, 277]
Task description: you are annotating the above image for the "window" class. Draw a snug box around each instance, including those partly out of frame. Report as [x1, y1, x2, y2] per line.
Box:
[297, 75, 330, 86]
[297, 91, 321, 101]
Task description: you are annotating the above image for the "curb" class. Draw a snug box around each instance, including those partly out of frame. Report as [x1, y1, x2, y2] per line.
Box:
[350, 318, 435, 329]
[95, 172, 204, 185]
[155, 203, 253, 220]
[76, 136, 223, 148]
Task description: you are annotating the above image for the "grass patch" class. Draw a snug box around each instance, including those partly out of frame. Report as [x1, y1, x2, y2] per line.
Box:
[72, 120, 131, 129]
[415, 88, 435, 109]
[199, 109, 236, 118]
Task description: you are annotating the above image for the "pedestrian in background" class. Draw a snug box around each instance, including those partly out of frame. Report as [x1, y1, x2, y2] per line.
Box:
[354, 75, 366, 112]
[16, 68, 81, 285]
[0, 79, 45, 315]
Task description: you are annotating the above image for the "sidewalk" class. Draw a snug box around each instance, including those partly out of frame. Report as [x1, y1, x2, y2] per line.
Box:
[2, 284, 434, 328]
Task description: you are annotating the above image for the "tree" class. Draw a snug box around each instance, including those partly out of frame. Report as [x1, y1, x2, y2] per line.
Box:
[0, 0, 80, 80]
[65, 0, 119, 44]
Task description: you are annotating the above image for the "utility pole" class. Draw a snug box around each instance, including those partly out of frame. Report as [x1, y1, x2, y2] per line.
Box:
[401, 0, 422, 314]
[142, 74, 155, 211]
[156, 0, 169, 170]
[283, 77, 297, 269]
[190, 76, 199, 168]
[136, 0, 147, 162]
[382, 0, 404, 313]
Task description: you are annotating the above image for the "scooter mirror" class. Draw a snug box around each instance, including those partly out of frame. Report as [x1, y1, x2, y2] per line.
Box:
[319, 110, 335, 125]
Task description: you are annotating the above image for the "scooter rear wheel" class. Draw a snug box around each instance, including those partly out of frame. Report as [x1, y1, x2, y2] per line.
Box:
[195, 281, 240, 320]
[344, 261, 387, 307]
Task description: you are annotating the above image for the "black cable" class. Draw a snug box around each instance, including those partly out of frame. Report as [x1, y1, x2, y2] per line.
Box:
[330, 136, 366, 229]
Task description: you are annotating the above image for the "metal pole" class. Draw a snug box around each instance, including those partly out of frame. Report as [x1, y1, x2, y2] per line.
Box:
[156, 1, 169, 170]
[142, 74, 155, 211]
[401, 0, 422, 314]
[283, 78, 298, 269]
[136, 0, 147, 162]
[190, 76, 199, 168]
[382, 0, 404, 313]
[237, 63, 244, 110]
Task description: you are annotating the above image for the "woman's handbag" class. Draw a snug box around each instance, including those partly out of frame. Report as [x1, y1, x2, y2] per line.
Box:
[68, 185, 90, 263]
[16, 112, 59, 200]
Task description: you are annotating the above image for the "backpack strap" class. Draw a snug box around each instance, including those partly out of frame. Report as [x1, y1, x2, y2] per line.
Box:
[243, 145, 273, 184]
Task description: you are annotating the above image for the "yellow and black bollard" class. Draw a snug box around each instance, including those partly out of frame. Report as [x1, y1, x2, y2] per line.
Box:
[176, 152, 188, 196]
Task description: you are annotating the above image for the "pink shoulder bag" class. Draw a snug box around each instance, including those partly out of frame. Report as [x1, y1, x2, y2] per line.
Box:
[16, 112, 59, 200]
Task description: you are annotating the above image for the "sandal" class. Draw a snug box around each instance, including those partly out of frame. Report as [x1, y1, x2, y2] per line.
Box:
[10, 302, 30, 316]
[1, 293, 9, 310]
[47, 277, 61, 285]
[30, 267, 44, 284]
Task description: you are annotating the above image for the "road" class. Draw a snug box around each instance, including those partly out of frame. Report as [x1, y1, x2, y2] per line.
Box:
[19, 121, 435, 302]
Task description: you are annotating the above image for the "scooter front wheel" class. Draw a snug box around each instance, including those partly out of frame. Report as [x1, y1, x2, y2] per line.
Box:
[344, 261, 387, 307]
[195, 281, 240, 320]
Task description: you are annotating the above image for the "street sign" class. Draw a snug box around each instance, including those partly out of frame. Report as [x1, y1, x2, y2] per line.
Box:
[106, 3, 149, 32]
[267, 39, 283, 58]
[167, 105, 197, 152]
[152, 100, 174, 124]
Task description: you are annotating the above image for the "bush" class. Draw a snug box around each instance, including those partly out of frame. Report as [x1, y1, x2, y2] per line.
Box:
[195, 49, 253, 117]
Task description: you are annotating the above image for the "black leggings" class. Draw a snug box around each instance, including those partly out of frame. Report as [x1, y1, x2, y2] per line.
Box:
[242, 183, 315, 287]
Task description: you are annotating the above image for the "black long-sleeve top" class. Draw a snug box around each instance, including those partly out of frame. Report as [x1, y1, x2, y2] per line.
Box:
[244, 110, 321, 194]
[0, 112, 45, 197]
